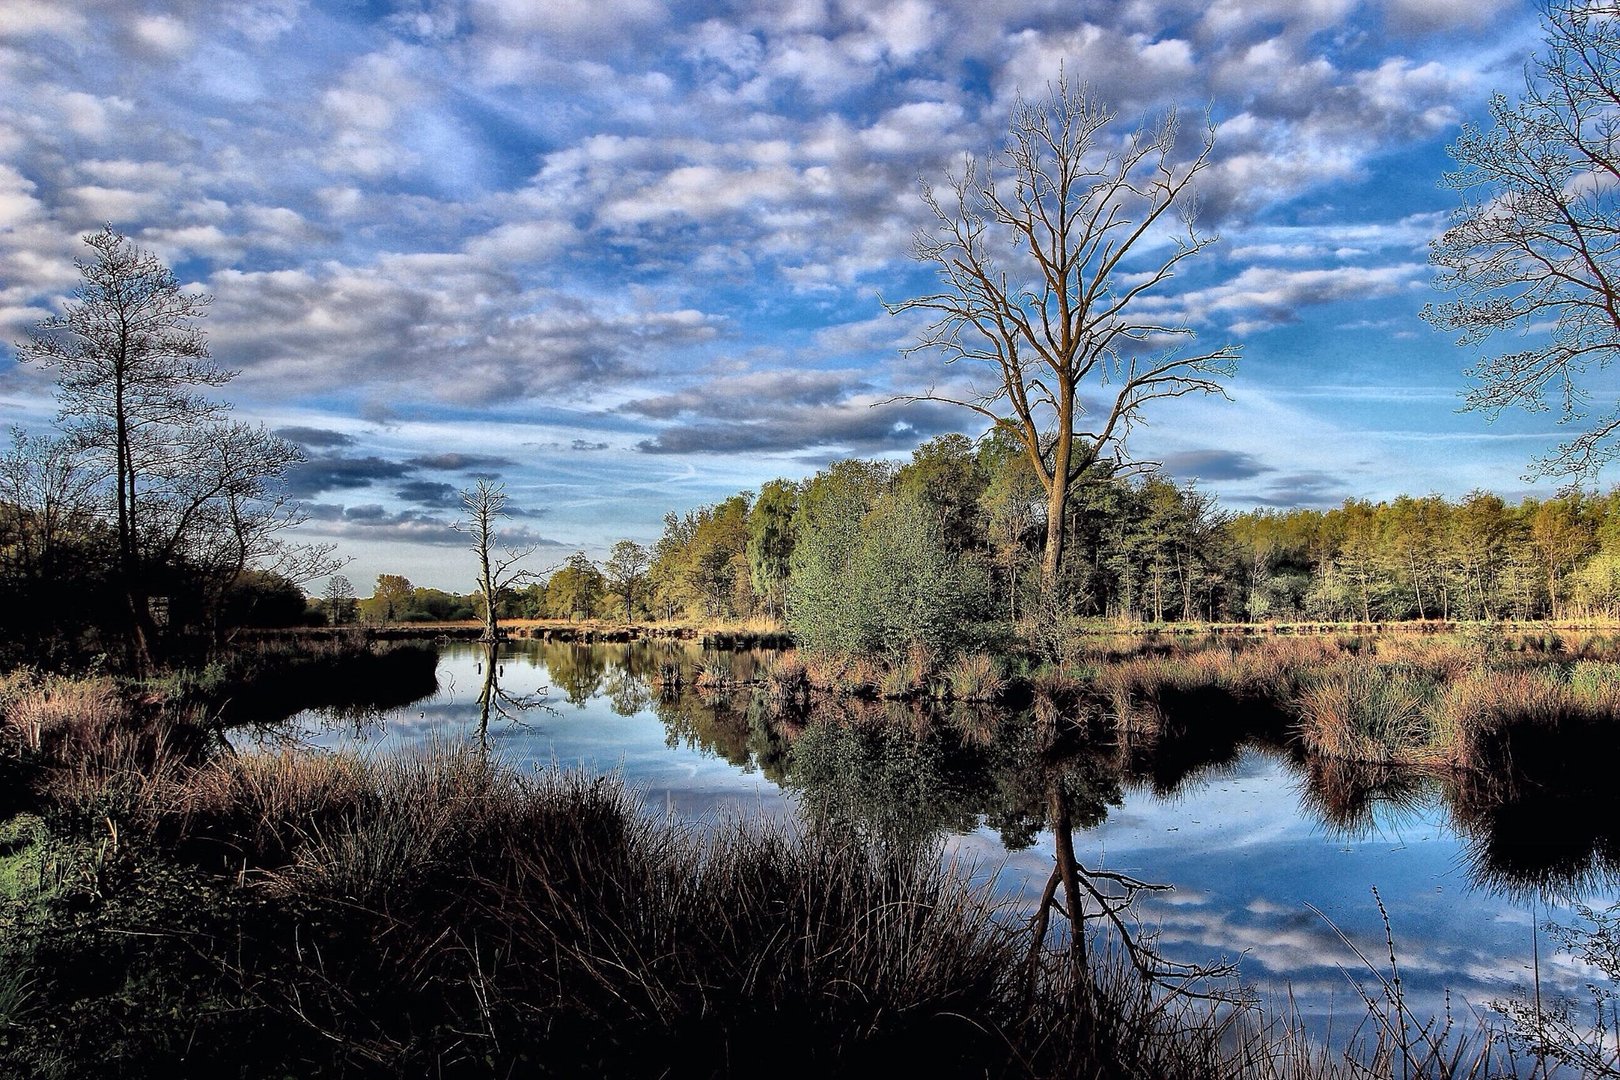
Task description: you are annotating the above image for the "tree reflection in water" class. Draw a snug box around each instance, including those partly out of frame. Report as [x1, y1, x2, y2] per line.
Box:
[474, 640, 552, 749]
[1298, 739, 1620, 906]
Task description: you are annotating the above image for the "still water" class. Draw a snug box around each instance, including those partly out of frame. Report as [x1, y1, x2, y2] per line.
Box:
[273, 639, 1620, 1037]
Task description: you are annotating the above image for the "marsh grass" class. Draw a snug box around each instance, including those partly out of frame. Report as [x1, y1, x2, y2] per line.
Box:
[0, 725, 1272, 1079]
[1072, 632, 1620, 773]
[1296, 661, 1442, 764]
[947, 651, 1007, 702]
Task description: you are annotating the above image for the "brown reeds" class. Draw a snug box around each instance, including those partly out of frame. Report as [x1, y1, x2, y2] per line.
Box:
[1295, 661, 1442, 764]
[946, 652, 1007, 702]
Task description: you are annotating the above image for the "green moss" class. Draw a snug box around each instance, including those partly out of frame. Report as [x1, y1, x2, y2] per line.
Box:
[0, 814, 46, 904]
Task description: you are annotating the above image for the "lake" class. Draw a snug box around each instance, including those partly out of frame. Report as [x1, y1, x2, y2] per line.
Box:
[263, 638, 1620, 1043]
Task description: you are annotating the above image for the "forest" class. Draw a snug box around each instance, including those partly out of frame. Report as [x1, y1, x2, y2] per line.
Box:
[461, 431, 1620, 642]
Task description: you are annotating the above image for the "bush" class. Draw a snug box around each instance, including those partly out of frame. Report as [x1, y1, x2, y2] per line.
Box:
[789, 487, 989, 658]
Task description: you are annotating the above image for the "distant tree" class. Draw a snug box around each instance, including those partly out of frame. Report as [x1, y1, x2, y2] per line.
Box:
[0, 428, 114, 663]
[371, 573, 414, 622]
[1530, 495, 1597, 618]
[1427, 2, 1620, 476]
[648, 494, 754, 620]
[546, 553, 605, 621]
[322, 574, 357, 626]
[16, 227, 314, 671]
[889, 76, 1238, 590]
[458, 479, 535, 641]
[603, 539, 650, 621]
[410, 586, 476, 622]
[746, 480, 798, 621]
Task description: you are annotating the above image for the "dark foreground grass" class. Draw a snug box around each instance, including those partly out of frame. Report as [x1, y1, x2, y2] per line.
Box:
[0, 678, 1247, 1080]
[0, 671, 1587, 1079]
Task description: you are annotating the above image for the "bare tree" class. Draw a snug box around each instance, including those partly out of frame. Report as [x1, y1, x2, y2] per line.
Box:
[16, 227, 318, 670]
[459, 478, 536, 641]
[322, 574, 356, 626]
[889, 75, 1238, 589]
[1426, 2, 1620, 477]
[0, 428, 97, 587]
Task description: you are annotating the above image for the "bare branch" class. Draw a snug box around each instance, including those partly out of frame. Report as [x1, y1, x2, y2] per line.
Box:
[889, 79, 1237, 584]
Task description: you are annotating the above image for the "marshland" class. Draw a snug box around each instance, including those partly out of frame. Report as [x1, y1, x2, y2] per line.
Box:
[14, 4, 1620, 1076]
[4, 626, 1620, 1077]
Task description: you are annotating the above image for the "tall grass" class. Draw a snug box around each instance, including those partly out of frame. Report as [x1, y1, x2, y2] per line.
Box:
[1296, 661, 1442, 764]
[0, 726, 1268, 1078]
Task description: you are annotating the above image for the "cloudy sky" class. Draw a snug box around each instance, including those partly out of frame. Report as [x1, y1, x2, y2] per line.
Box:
[0, 0, 1587, 591]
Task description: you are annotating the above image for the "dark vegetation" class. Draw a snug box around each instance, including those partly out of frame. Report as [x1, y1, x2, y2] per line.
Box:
[0, 679, 1260, 1079]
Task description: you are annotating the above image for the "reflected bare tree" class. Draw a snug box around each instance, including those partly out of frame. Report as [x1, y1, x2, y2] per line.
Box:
[474, 641, 550, 749]
[1027, 773, 1241, 1002]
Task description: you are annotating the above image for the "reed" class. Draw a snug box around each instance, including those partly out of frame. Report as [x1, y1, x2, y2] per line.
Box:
[945, 651, 1007, 702]
[1295, 660, 1441, 764]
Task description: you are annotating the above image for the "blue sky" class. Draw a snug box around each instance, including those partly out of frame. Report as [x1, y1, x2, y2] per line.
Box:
[0, 0, 1587, 591]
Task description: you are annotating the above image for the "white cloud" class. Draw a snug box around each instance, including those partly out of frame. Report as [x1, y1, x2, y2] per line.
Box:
[129, 13, 195, 58]
[0, 0, 86, 38]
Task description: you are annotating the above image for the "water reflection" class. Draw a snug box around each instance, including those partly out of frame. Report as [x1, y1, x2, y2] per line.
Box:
[265, 640, 1620, 1032]
[473, 641, 551, 747]
[265, 639, 1620, 907]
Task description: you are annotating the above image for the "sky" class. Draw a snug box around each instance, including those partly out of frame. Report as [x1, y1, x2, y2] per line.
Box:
[0, 0, 1594, 592]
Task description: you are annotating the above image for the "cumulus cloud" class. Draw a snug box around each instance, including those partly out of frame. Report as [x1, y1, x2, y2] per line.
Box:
[1153, 262, 1429, 334]
[0, 0, 1555, 571]
[208, 258, 722, 406]
[623, 368, 961, 455]
[303, 500, 563, 548]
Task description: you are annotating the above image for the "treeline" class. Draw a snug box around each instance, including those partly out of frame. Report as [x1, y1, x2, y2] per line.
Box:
[360, 436, 1620, 639]
[0, 441, 315, 669]
[612, 435, 1620, 635]
[1231, 489, 1620, 622]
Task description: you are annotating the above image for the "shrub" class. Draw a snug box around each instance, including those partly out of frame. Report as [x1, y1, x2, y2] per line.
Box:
[946, 652, 1006, 702]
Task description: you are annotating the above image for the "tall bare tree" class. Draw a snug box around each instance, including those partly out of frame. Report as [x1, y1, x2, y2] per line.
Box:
[17, 227, 314, 670]
[459, 478, 535, 641]
[1426, 2, 1620, 477]
[889, 76, 1238, 589]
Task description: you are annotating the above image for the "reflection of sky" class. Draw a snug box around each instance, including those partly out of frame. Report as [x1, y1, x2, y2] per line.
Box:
[288, 643, 791, 822]
[286, 643, 1618, 1043]
[951, 754, 1617, 1034]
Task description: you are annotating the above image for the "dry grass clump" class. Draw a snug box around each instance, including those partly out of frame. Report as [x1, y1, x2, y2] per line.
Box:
[694, 653, 738, 689]
[1430, 662, 1620, 768]
[2, 675, 129, 757]
[1295, 660, 1441, 764]
[946, 652, 1006, 702]
[802, 651, 881, 697]
[761, 650, 809, 706]
[0, 676, 211, 831]
[1030, 669, 1087, 747]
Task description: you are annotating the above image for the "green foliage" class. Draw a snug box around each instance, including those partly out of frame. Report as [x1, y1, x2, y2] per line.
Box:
[789, 481, 989, 657]
[546, 551, 606, 620]
[650, 494, 755, 621]
[603, 538, 651, 621]
[745, 479, 798, 619]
